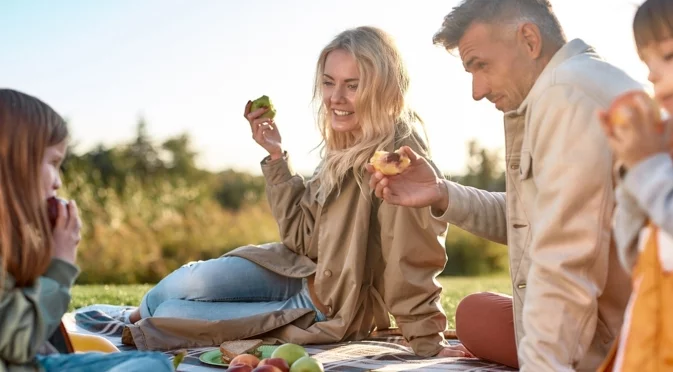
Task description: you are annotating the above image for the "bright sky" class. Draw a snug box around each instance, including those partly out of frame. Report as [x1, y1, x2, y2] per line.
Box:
[1, 0, 648, 176]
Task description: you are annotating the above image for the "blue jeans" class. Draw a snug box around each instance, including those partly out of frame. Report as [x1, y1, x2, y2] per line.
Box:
[139, 256, 326, 321]
[37, 351, 173, 372]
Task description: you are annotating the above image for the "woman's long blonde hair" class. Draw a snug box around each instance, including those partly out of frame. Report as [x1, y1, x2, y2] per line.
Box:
[0, 89, 68, 287]
[311, 26, 427, 200]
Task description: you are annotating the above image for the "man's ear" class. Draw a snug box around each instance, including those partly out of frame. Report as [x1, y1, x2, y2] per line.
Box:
[519, 23, 543, 59]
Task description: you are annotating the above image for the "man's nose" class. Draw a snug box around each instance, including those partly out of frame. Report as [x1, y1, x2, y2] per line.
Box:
[472, 76, 491, 102]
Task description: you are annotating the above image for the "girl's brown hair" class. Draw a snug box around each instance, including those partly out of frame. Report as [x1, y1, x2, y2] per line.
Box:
[0, 89, 68, 287]
[633, 0, 673, 51]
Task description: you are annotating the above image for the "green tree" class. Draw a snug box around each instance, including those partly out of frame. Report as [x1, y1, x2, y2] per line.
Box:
[459, 139, 505, 191]
[161, 133, 201, 181]
[122, 117, 164, 181]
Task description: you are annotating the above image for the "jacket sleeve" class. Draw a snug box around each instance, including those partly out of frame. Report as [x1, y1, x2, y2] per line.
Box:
[619, 154, 673, 269]
[0, 259, 79, 364]
[378, 143, 450, 357]
[622, 154, 673, 235]
[432, 181, 508, 245]
[262, 153, 320, 259]
[612, 182, 647, 274]
[517, 85, 615, 371]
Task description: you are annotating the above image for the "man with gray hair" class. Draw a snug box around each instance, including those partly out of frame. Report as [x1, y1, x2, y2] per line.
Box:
[367, 0, 638, 370]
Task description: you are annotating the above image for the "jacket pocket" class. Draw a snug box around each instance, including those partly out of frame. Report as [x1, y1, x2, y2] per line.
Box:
[519, 151, 532, 181]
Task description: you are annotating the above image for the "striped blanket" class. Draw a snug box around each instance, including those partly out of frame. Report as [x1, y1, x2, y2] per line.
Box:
[67, 305, 515, 371]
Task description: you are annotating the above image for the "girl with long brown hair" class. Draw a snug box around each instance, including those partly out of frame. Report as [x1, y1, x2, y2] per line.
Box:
[0, 88, 174, 372]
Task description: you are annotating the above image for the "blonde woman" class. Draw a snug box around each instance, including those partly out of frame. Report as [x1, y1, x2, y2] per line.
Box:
[126, 26, 465, 358]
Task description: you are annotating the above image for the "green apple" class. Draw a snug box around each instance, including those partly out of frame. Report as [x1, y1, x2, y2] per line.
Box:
[172, 349, 186, 370]
[288, 357, 324, 372]
[250, 95, 276, 119]
[270, 343, 308, 366]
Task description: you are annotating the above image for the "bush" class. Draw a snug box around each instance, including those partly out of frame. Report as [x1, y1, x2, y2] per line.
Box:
[442, 226, 509, 276]
[62, 171, 280, 284]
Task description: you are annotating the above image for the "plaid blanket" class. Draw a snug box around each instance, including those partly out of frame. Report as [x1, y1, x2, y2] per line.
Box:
[67, 305, 516, 371]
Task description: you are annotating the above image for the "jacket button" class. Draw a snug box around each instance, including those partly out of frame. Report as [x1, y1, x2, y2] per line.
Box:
[517, 283, 526, 289]
[327, 305, 333, 314]
[510, 164, 520, 170]
[324, 270, 332, 277]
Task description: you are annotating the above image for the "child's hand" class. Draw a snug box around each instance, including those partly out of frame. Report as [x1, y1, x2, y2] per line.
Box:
[599, 101, 669, 169]
[52, 200, 81, 264]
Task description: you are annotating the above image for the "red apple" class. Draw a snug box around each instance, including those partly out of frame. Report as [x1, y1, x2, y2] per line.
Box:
[46, 197, 68, 229]
[607, 90, 663, 132]
[258, 358, 290, 372]
[230, 354, 260, 368]
[252, 365, 283, 372]
[227, 364, 253, 372]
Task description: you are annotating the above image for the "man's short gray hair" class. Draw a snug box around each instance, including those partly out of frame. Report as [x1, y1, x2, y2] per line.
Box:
[433, 0, 567, 51]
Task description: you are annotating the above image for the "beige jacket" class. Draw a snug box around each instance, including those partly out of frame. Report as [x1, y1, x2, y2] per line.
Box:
[126, 131, 450, 357]
[434, 39, 638, 371]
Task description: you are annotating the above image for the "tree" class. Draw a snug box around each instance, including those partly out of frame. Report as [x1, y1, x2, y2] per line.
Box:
[457, 139, 505, 192]
[162, 134, 198, 179]
[122, 117, 164, 181]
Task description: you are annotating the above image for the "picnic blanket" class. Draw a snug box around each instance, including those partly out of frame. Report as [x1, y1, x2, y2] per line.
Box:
[67, 305, 516, 371]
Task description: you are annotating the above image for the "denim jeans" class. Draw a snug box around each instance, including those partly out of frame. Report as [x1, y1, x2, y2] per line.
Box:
[37, 351, 173, 372]
[139, 256, 327, 322]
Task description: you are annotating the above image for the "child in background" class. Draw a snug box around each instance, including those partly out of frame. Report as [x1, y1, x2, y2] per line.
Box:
[0, 88, 174, 372]
[598, 0, 673, 370]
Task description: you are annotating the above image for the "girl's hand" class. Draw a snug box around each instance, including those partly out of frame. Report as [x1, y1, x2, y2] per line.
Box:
[52, 200, 81, 264]
[244, 101, 283, 160]
[599, 101, 669, 169]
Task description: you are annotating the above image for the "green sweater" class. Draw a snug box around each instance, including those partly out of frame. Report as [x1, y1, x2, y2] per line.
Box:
[0, 259, 79, 372]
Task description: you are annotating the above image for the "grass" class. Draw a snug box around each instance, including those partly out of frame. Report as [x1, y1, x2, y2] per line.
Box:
[70, 275, 512, 329]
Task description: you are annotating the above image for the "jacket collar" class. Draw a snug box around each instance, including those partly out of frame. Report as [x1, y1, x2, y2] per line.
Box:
[506, 38, 595, 118]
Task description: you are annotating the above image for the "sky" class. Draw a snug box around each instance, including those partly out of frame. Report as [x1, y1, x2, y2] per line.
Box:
[1, 0, 649, 176]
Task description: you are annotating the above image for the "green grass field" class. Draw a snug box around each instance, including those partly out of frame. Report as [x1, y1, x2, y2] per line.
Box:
[70, 276, 512, 329]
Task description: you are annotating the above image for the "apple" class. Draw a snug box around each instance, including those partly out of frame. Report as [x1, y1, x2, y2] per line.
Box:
[258, 358, 290, 372]
[46, 197, 68, 229]
[249, 95, 276, 119]
[252, 366, 283, 372]
[289, 357, 324, 372]
[227, 364, 253, 372]
[270, 344, 309, 366]
[230, 354, 260, 368]
[607, 90, 663, 132]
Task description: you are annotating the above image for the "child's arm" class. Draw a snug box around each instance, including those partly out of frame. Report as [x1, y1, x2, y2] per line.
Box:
[37, 259, 80, 339]
[0, 258, 78, 364]
[613, 181, 647, 273]
[622, 154, 673, 235]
